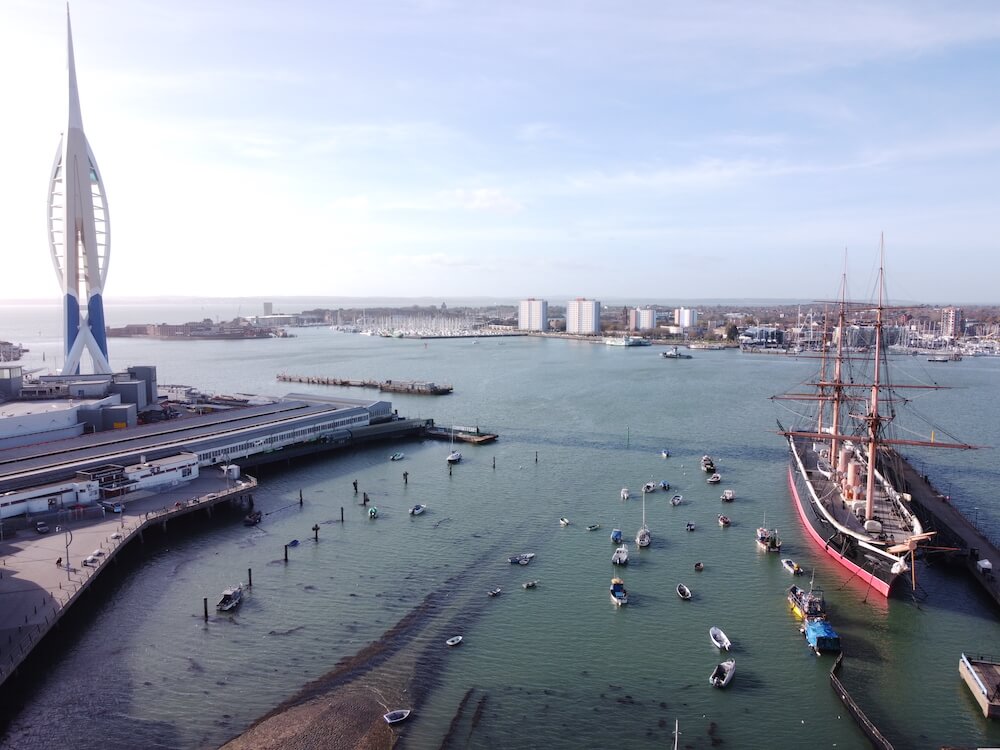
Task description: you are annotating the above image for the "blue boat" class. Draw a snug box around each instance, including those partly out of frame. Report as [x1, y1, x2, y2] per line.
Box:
[610, 528, 623, 544]
[803, 617, 841, 655]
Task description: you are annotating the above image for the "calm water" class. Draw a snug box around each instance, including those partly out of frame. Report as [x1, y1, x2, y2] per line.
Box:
[1, 303, 999, 749]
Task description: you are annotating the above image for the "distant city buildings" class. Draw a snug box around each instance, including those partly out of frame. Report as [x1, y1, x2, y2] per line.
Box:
[566, 298, 601, 335]
[942, 307, 963, 338]
[518, 298, 549, 331]
[674, 307, 698, 329]
[629, 307, 657, 331]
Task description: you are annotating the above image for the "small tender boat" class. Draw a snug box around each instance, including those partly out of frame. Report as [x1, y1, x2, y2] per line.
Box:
[676, 583, 692, 600]
[782, 558, 804, 575]
[610, 528, 623, 544]
[612, 543, 629, 565]
[642, 481, 657, 493]
[447, 450, 462, 464]
[720, 489, 735, 502]
[706, 473, 722, 485]
[487, 587, 502, 597]
[670, 494, 683, 506]
[368, 506, 379, 519]
[587, 523, 602, 532]
[507, 552, 535, 565]
[709, 659, 736, 688]
[718, 514, 731, 527]
[522, 579, 539, 589]
[609, 577, 629, 606]
[701, 455, 716, 473]
[559, 517, 571, 527]
[409, 504, 426, 516]
[659, 480, 671, 490]
[709, 626, 731, 651]
[446, 635, 463, 647]
[217, 583, 244, 612]
[390, 452, 405, 461]
[243, 510, 262, 526]
[803, 617, 841, 655]
[661, 449, 671, 458]
[620, 487, 630, 501]
[694, 561, 705, 571]
[685, 522, 696, 532]
[383, 709, 412, 724]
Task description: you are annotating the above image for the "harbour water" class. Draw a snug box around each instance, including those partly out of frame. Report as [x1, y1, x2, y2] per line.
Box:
[2, 302, 999, 749]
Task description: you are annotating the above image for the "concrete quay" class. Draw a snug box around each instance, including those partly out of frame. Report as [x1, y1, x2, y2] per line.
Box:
[0, 473, 255, 689]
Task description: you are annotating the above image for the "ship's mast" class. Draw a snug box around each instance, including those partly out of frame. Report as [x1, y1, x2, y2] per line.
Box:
[864, 239, 887, 521]
[830, 269, 847, 473]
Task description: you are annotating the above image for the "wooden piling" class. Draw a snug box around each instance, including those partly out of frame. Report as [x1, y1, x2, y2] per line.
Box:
[493, 457, 496, 470]
[284, 544, 288, 562]
[248, 568, 253, 587]
[203, 597, 208, 621]
[312, 524, 320, 541]
[299, 489, 303, 506]
[341, 506, 344, 523]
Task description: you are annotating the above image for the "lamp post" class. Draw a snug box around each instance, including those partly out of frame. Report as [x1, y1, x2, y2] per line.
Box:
[63, 527, 73, 580]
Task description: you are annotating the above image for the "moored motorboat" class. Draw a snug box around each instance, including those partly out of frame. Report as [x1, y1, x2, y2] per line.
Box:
[446, 450, 462, 464]
[368, 506, 379, 519]
[670, 494, 683, 506]
[559, 517, 571, 527]
[635, 490, 651, 547]
[522, 580, 539, 589]
[701, 455, 716, 473]
[390, 451, 405, 461]
[661, 449, 671, 458]
[709, 659, 736, 688]
[409, 504, 426, 515]
[694, 561, 704, 571]
[676, 583, 692, 600]
[718, 514, 731, 527]
[659, 480, 671, 490]
[709, 626, 731, 651]
[587, 523, 602, 531]
[620, 487, 630, 501]
[612, 543, 629, 565]
[781, 558, 804, 575]
[685, 522, 696, 532]
[446, 635, 463, 647]
[755, 526, 781, 552]
[610, 528, 623, 544]
[803, 617, 841, 655]
[508, 552, 535, 564]
[609, 577, 629, 606]
[788, 583, 826, 619]
[383, 709, 412, 724]
[243, 510, 262, 526]
[707, 473, 722, 485]
[216, 583, 244, 612]
[642, 481, 657, 493]
[720, 489, 735, 502]
[487, 587, 502, 597]
[661, 346, 693, 359]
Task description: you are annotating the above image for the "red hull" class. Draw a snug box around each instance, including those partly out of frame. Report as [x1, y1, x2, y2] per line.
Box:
[787, 466, 892, 598]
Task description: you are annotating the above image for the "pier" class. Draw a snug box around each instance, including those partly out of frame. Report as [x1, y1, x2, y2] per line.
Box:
[887, 451, 1000, 610]
[424, 424, 497, 444]
[276, 373, 453, 395]
[959, 652, 1000, 718]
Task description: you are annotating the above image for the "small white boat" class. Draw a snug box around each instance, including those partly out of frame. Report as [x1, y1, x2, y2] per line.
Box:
[409, 504, 426, 515]
[383, 709, 412, 724]
[642, 481, 657, 493]
[718, 514, 731, 527]
[709, 659, 736, 688]
[694, 561, 705, 571]
[707, 473, 722, 485]
[676, 583, 692, 600]
[368, 506, 379, 519]
[586, 523, 602, 531]
[559, 517, 571, 527]
[782, 558, 804, 575]
[217, 583, 244, 612]
[670, 494, 683, 506]
[522, 579, 539, 589]
[635, 525, 651, 547]
[609, 577, 629, 606]
[709, 626, 731, 651]
[487, 587, 502, 597]
[446, 635, 463, 647]
[620, 487, 630, 501]
[661, 449, 671, 458]
[720, 489, 735, 502]
[447, 450, 462, 464]
[612, 543, 629, 565]
[390, 452, 405, 461]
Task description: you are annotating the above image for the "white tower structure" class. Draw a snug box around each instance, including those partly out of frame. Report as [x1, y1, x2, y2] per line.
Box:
[48, 8, 112, 375]
[518, 298, 548, 331]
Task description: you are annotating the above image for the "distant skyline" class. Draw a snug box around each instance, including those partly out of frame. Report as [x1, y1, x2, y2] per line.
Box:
[2, 1, 1000, 305]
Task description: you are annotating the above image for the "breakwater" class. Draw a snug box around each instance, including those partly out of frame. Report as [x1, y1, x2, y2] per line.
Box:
[276, 373, 453, 395]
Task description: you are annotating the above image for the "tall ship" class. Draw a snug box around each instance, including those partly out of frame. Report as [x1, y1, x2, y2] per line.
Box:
[776, 248, 974, 597]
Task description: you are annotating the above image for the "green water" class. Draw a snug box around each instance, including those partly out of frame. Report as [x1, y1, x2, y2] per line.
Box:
[3, 328, 999, 749]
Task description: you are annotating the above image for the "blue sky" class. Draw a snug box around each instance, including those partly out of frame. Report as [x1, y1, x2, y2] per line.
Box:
[2, 1, 1000, 304]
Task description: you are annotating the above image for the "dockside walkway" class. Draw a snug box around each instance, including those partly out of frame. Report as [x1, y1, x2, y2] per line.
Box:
[0, 473, 255, 689]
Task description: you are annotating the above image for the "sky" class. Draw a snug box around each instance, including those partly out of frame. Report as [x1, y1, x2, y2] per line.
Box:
[2, 1, 1000, 305]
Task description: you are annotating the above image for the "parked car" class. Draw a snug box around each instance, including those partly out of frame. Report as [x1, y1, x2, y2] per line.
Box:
[100, 501, 124, 513]
[35, 521, 50, 534]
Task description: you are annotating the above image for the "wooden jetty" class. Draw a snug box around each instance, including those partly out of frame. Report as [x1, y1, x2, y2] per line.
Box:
[425, 424, 497, 444]
[277, 374, 452, 395]
[960, 653, 1000, 718]
[886, 451, 1000, 611]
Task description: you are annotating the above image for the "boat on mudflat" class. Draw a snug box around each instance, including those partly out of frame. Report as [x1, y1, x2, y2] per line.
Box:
[243, 510, 262, 526]
[383, 709, 412, 724]
[776, 248, 974, 597]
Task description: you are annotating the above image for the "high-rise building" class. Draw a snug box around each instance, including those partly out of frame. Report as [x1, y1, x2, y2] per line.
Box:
[629, 308, 657, 331]
[941, 307, 963, 338]
[518, 299, 549, 331]
[48, 10, 112, 375]
[674, 307, 698, 329]
[566, 298, 601, 335]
